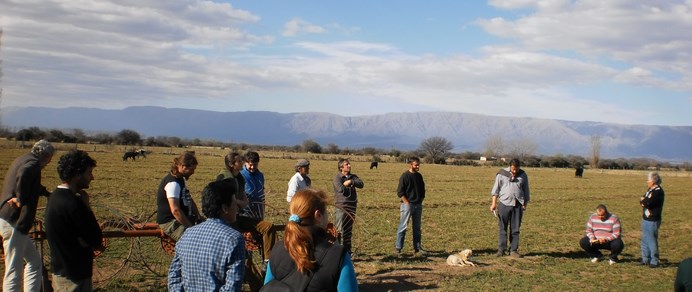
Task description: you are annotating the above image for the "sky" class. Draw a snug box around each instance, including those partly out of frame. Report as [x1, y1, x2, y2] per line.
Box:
[0, 0, 691, 126]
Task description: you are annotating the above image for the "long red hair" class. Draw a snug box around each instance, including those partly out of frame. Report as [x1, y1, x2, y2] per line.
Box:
[284, 188, 328, 273]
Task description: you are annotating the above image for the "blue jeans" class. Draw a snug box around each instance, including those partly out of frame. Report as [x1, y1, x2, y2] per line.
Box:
[641, 219, 661, 265]
[395, 203, 422, 251]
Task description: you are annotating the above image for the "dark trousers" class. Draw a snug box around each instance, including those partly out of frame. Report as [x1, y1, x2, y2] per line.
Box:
[579, 236, 624, 259]
[497, 202, 523, 252]
[335, 203, 356, 254]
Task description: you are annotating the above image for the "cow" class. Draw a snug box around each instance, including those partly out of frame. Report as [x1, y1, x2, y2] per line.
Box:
[123, 151, 137, 161]
[575, 166, 584, 178]
[135, 149, 147, 159]
[370, 161, 378, 169]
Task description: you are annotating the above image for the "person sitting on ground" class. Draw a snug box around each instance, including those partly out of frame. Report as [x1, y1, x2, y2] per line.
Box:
[168, 180, 245, 291]
[579, 204, 624, 265]
[263, 188, 357, 291]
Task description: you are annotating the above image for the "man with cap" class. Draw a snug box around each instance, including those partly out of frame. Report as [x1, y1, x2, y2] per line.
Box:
[286, 159, 311, 203]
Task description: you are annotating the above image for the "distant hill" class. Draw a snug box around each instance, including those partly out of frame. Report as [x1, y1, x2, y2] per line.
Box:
[1, 106, 690, 161]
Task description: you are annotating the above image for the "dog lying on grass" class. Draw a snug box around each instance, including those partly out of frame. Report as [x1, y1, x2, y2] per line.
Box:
[446, 249, 475, 267]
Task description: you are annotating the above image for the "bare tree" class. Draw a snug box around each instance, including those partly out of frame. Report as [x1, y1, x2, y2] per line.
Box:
[483, 134, 505, 158]
[590, 135, 601, 169]
[419, 136, 453, 164]
[506, 138, 538, 160]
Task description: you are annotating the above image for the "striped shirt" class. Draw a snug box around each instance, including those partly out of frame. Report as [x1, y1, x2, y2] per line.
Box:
[585, 213, 621, 242]
[168, 218, 245, 292]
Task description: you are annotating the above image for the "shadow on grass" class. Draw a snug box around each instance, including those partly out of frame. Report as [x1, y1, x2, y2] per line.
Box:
[359, 267, 438, 291]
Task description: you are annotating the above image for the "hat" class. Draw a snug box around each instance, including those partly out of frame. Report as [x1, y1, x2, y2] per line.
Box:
[295, 159, 310, 168]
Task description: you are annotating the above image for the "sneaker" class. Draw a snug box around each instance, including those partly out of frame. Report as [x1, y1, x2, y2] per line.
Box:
[591, 257, 600, 263]
[496, 250, 505, 257]
[608, 259, 617, 265]
[510, 251, 523, 258]
[394, 248, 402, 257]
[649, 264, 659, 268]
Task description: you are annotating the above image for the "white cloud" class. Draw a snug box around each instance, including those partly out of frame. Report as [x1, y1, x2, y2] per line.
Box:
[282, 18, 326, 37]
[477, 0, 692, 92]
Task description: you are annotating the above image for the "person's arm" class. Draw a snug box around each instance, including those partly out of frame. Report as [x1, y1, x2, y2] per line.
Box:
[523, 174, 530, 209]
[351, 175, 364, 189]
[641, 188, 663, 209]
[168, 199, 194, 227]
[397, 174, 409, 204]
[222, 235, 246, 292]
[489, 174, 502, 212]
[189, 198, 203, 223]
[337, 254, 358, 292]
[333, 174, 344, 193]
[585, 215, 596, 241]
[609, 216, 621, 241]
[75, 199, 104, 249]
[168, 251, 183, 291]
[287, 175, 299, 202]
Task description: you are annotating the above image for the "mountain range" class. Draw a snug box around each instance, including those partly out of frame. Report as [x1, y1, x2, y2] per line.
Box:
[1, 106, 690, 161]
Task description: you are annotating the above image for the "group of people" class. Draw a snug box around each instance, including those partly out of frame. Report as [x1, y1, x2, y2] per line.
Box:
[156, 151, 362, 291]
[0, 141, 682, 291]
[1, 140, 103, 291]
[577, 171, 666, 267]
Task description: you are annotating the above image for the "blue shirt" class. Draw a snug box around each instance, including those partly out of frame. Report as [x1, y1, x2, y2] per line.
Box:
[168, 218, 245, 292]
[240, 165, 265, 218]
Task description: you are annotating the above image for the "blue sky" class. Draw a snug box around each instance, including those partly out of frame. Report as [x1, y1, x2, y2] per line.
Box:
[1, 0, 690, 126]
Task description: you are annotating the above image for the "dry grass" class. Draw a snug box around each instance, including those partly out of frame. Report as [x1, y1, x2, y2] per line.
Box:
[0, 141, 690, 291]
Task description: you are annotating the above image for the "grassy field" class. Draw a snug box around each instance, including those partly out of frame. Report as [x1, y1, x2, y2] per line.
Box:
[0, 142, 690, 291]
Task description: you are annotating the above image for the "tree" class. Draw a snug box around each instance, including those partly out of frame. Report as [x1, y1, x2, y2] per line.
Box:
[325, 143, 340, 154]
[302, 139, 322, 153]
[116, 129, 142, 145]
[506, 138, 538, 160]
[483, 134, 505, 158]
[590, 135, 601, 169]
[418, 136, 453, 164]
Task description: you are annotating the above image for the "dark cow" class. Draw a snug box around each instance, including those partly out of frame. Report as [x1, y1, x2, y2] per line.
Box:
[370, 161, 378, 169]
[123, 151, 137, 161]
[575, 167, 584, 178]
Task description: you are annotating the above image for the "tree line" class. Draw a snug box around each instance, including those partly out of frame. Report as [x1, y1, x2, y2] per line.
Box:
[1, 126, 689, 171]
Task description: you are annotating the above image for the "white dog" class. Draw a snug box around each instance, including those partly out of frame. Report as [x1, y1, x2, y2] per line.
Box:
[446, 249, 475, 267]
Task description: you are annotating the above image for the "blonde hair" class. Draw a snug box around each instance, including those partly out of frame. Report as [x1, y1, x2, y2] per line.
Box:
[284, 188, 328, 273]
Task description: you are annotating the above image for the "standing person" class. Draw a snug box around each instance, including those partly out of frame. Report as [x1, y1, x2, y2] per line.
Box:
[578, 204, 624, 265]
[286, 159, 311, 203]
[263, 188, 357, 291]
[240, 151, 265, 219]
[168, 180, 246, 292]
[640, 171, 665, 268]
[490, 158, 530, 258]
[156, 151, 202, 242]
[44, 150, 103, 291]
[216, 151, 277, 290]
[333, 158, 364, 256]
[0, 140, 55, 292]
[394, 157, 426, 256]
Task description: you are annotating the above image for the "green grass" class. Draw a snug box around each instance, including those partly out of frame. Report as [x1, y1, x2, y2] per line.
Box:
[1, 142, 690, 291]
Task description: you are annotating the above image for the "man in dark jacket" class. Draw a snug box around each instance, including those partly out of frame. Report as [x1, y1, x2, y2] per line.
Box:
[0, 140, 54, 292]
[333, 158, 364, 256]
[395, 156, 426, 256]
[45, 150, 103, 291]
